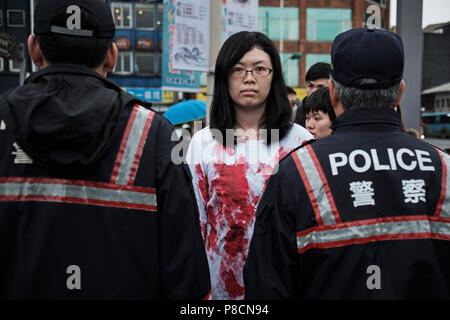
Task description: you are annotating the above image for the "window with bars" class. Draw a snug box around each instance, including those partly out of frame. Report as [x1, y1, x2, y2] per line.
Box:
[281, 53, 299, 87]
[307, 8, 352, 41]
[135, 52, 155, 75]
[113, 51, 133, 74]
[7, 10, 25, 27]
[111, 2, 132, 28]
[258, 7, 299, 41]
[156, 4, 163, 30]
[305, 54, 331, 72]
[135, 3, 154, 29]
[9, 59, 21, 72]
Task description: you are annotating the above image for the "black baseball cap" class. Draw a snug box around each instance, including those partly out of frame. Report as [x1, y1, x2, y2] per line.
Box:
[34, 0, 115, 39]
[330, 28, 404, 89]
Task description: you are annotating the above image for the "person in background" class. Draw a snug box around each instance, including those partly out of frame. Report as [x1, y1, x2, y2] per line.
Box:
[245, 27, 450, 299]
[0, 0, 210, 299]
[186, 31, 312, 300]
[287, 86, 300, 122]
[295, 62, 331, 127]
[396, 105, 421, 139]
[305, 62, 331, 96]
[406, 128, 420, 138]
[304, 87, 336, 139]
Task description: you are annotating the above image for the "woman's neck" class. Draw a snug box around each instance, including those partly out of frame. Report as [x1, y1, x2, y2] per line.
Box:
[234, 104, 266, 140]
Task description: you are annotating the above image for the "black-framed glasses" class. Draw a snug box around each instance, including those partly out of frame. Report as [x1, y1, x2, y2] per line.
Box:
[229, 66, 273, 78]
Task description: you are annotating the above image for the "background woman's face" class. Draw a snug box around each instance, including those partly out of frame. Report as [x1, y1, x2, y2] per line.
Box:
[305, 110, 332, 139]
[228, 47, 273, 111]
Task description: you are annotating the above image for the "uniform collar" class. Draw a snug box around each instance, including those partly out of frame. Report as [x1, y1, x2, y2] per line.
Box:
[331, 107, 401, 131]
[25, 63, 122, 91]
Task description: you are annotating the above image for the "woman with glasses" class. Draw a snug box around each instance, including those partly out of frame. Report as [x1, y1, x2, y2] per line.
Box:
[186, 31, 312, 300]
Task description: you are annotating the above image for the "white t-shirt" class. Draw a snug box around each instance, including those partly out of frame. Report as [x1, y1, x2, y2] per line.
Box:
[186, 124, 313, 300]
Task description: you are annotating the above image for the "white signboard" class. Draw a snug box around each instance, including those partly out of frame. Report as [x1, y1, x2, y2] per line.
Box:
[172, 0, 210, 72]
[222, 0, 259, 42]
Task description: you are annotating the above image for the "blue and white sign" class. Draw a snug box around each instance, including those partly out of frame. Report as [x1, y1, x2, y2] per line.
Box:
[125, 88, 162, 102]
[172, 0, 210, 72]
[162, 0, 201, 93]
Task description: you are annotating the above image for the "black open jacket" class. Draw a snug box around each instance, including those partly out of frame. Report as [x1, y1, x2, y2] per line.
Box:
[0, 64, 210, 299]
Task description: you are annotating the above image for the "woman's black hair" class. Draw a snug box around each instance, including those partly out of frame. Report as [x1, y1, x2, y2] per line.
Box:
[209, 31, 292, 145]
[304, 87, 336, 121]
[36, 7, 112, 68]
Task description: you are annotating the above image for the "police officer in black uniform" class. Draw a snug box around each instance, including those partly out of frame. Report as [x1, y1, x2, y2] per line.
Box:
[244, 27, 450, 299]
[0, 0, 210, 299]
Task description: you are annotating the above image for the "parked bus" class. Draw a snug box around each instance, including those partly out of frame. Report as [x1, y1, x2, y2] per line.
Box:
[421, 112, 450, 138]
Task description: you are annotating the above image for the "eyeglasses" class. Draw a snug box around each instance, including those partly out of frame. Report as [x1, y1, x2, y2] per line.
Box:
[229, 66, 273, 78]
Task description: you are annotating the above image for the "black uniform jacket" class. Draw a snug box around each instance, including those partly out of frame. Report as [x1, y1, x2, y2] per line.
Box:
[0, 64, 210, 299]
[244, 107, 450, 299]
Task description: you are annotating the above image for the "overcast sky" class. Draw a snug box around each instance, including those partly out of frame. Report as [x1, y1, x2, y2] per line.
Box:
[390, 0, 450, 28]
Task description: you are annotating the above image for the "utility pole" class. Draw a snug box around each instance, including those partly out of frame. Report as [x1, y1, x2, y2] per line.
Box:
[397, 0, 423, 131]
[279, 0, 284, 56]
[206, 0, 222, 125]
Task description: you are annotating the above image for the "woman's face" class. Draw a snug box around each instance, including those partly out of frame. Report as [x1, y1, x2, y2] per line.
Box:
[305, 110, 332, 139]
[227, 47, 273, 112]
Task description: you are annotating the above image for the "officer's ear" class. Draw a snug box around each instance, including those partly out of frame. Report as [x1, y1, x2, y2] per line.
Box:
[27, 34, 46, 68]
[328, 78, 344, 117]
[393, 80, 406, 109]
[104, 42, 118, 73]
[95, 41, 118, 77]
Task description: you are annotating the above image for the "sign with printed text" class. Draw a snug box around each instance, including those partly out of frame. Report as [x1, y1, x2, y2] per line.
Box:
[162, 0, 201, 93]
[172, 0, 210, 72]
[124, 88, 174, 103]
[222, 0, 259, 43]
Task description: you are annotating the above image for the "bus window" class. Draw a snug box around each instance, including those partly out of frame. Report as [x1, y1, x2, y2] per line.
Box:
[421, 112, 450, 138]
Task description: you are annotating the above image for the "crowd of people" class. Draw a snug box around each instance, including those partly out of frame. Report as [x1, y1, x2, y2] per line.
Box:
[0, 0, 449, 300]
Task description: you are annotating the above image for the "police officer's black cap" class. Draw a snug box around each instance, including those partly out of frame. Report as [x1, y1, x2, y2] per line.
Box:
[330, 28, 404, 89]
[34, 0, 115, 39]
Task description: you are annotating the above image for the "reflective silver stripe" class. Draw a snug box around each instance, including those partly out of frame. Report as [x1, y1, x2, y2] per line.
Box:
[297, 217, 450, 252]
[295, 147, 337, 225]
[116, 106, 151, 185]
[0, 181, 156, 211]
[438, 150, 450, 218]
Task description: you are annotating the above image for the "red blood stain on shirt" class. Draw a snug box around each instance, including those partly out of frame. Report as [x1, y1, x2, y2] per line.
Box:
[224, 226, 248, 256]
[257, 162, 274, 180]
[278, 146, 289, 161]
[214, 143, 234, 163]
[195, 164, 209, 204]
[207, 156, 258, 298]
[257, 163, 276, 193]
[195, 164, 209, 242]
[221, 268, 244, 299]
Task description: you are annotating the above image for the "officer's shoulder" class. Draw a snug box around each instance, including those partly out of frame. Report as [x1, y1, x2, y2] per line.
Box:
[125, 94, 175, 131]
[279, 139, 316, 166]
[0, 88, 16, 112]
[418, 138, 449, 157]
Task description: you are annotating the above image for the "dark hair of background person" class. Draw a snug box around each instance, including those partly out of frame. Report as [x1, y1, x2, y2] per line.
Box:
[209, 31, 292, 146]
[35, 7, 112, 68]
[304, 86, 336, 122]
[286, 86, 296, 95]
[305, 62, 331, 82]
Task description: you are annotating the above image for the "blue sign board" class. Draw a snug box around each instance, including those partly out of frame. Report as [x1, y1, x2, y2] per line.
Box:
[125, 88, 162, 102]
[161, 0, 201, 93]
